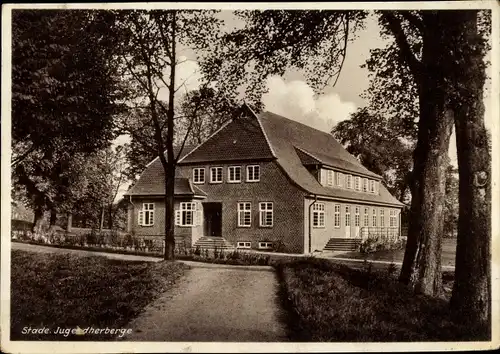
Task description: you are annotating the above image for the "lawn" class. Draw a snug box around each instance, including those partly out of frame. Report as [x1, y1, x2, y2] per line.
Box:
[275, 257, 489, 342]
[10, 250, 188, 341]
[336, 238, 457, 267]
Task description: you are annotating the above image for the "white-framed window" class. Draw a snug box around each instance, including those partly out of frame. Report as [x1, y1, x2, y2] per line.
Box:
[346, 175, 352, 189]
[364, 207, 369, 227]
[259, 202, 273, 227]
[210, 167, 223, 183]
[312, 203, 325, 228]
[374, 181, 379, 194]
[363, 178, 368, 192]
[354, 206, 360, 227]
[237, 241, 251, 249]
[372, 208, 377, 227]
[238, 202, 251, 227]
[175, 202, 200, 227]
[193, 168, 205, 184]
[390, 210, 398, 227]
[327, 170, 334, 186]
[355, 176, 361, 191]
[246, 165, 260, 182]
[345, 206, 351, 227]
[380, 209, 385, 227]
[333, 204, 341, 228]
[258, 242, 273, 249]
[228, 166, 242, 183]
[138, 203, 155, 226]
[336, 172, 343, 187]
[370, 180, 375, 193]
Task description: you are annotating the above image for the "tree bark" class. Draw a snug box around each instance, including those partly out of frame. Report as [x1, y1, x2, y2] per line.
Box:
[32, 205, 44, 234]
[49, 208, 57, 226]
[449, 10, 491, 328]
[399, 13, 452, 296]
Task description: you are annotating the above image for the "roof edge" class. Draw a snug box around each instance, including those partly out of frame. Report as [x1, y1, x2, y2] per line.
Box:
[244, 102, 277, 159]
[305, 194, 405, 208]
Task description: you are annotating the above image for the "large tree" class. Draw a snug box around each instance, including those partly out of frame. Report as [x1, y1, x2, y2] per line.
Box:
[207, 10, 490, 308]
[116, 10, 222, 260]
[11, 10, 125, 229]
[445, 10, 491, 326]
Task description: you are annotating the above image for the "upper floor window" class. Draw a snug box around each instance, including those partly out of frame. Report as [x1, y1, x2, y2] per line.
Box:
[259, 202, 273, 227]
[247, 165, 260, 182]
[346, 175, 352, 189]
[370, 180, 375, 193]
[138, 203, 154, 226]
[228, 166, 242, 183]
[238, 202, 251, 227]
[193, 168, 205, 184]
[312, 203, 325, 228]
[210, 167, 223, 183]
[327, 170, 334, 186]
[374, 181, 379, 194]
[363, 178, 368, 192]
[355, 177, 361, 191]
[336, 172, 344, 187]
[334, 204, 340, 228]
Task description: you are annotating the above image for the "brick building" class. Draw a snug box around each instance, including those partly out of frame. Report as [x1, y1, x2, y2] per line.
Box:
[125, 104, 404, 254]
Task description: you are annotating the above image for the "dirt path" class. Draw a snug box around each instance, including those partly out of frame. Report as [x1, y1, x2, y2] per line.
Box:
[12, 242, 289, 342]
[122, 266, 289, 342]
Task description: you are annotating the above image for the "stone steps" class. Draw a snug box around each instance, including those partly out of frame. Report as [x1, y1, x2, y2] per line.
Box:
[323, 238, 361, 252]
[193, 236, 235, 250]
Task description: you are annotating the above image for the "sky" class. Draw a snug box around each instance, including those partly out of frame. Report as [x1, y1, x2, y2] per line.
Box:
[115, 10, 494, 200]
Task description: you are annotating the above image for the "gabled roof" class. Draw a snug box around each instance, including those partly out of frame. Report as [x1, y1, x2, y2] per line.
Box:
[125, 145, 205, 197]
[126, 105, 403, 207]
[179, 105, 275, 164]
[257, 111, 403, 207]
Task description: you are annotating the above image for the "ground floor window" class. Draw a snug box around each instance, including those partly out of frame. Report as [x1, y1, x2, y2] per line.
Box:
[258, 242, 273, 249]
[259, 202, 273, 227]
[334, 204, 341, 228]
[390, 210, 398, 227]
[238, 202, 252, 227]
[175, 202, 198, 227]
[380, 209, 385, 227]
[138, 203, 155, 226]
[354, 206, 360, 227]
[237, 241, 251, 249]
[312, 203, 325, 228]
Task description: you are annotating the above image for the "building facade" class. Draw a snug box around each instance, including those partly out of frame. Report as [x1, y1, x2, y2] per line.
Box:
[125, 104, 404, 254]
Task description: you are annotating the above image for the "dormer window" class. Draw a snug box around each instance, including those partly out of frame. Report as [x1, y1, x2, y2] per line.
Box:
[327, 170, 334, 186]
[363, 178, 368, 192]
[370, 180, 375, 193]
[355, 176, 361, 191]
[346, 175, 352, 189]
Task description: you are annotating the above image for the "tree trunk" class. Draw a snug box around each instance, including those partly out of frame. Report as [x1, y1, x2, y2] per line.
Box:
[164, 165, 176, 260]
[32, 205, 44, 234]
[66, 213, 72, 232]
[449, 10, 491, 328]
[399, 14, 452, 296]
[108, 204, 114, 230]
[99, 204, 105, 232]
[49, 208, 57, 226]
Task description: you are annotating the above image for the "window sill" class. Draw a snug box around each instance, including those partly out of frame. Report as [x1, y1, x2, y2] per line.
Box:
[227, 180, 241, 183]
[210, 181, 223, 184]
[312, 226, 325, 229]
[193, 182, 205, 185]
[259, 225, 273, 228]
[246, 180, 260, 183]
[237, 225, 251, 228]
[139, 225, 154, 227]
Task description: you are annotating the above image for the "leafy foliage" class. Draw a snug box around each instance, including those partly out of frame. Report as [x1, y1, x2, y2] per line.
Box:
[12, 10, 125, 220]
[202, 10, 367, 104]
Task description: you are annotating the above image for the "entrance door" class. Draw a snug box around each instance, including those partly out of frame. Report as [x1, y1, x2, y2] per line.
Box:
[345, 206, 351, 238]
[203, 203, 222, 237]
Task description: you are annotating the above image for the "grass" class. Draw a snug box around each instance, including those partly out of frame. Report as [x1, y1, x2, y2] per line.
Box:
[275, 257, 489, 342]
[10, 250, 188, 341]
